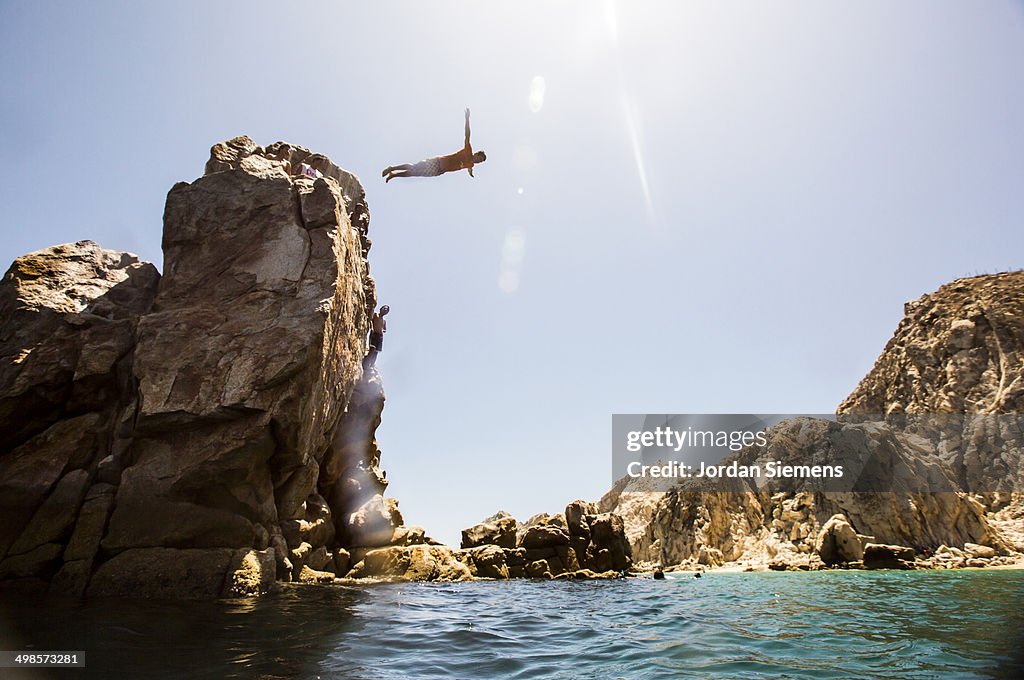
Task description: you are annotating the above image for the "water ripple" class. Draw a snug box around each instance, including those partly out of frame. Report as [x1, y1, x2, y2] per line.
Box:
[1, 571, 1023, 678]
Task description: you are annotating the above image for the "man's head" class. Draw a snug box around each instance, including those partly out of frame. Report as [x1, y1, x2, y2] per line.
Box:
[380, 305, 390, 316]
[473, 151, 487, 163]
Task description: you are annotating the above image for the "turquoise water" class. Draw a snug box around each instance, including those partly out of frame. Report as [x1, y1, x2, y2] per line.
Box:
[2, 570, 1022, 678]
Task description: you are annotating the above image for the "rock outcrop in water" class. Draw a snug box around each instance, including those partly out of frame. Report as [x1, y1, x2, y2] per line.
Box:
[600, 273, 1024, 572]
[452, 501, 632, 579]
[0, 137, 430, 597]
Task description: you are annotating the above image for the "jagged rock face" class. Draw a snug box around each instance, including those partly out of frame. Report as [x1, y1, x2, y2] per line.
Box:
[0, 242, 159, 588]
[607, 417, 1003, 567]
[452, 503, 632, 579]
[518, 513, 571, 549]
[0, 137, 407, 597]
[102, 138, 381, 592]
[347, 545, 472, 582]
[838, 272, 1024, 550]
[461, 511, 517, 549]
[839, 272, 1024, 414]
[459, 545, 510, 578]
[602, 273, 1024, 569]
[813, 514, 863, 565]
[0, 242, 159, 454]
[620, 426, 1005, 567]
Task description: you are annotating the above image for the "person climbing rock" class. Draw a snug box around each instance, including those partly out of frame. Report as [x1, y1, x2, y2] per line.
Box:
[366, 305, 389, 365]
[383, 108, 486, 182]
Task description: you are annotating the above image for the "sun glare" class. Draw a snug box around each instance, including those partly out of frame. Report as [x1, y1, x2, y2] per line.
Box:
[529, 76, 546, 113]
[499, 228, 527, 294]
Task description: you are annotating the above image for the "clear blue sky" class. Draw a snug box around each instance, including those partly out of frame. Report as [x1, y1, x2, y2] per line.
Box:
[2, 2, 1023, 545]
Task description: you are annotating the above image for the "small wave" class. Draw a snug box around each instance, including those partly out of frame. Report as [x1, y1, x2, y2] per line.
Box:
[1, 571, 1022, 678]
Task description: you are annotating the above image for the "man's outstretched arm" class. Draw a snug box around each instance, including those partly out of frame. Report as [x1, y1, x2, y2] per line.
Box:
[464, 108, 472, 149]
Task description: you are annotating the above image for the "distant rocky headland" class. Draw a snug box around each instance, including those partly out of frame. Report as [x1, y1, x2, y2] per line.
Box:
[599, 272, 1024, 573]
[1, 138, 1020, 599]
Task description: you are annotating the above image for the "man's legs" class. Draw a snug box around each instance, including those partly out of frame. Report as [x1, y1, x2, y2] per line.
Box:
[385, 169, 413, 183]
[384, 159, 440, 182]
[382, 163, 412, 177]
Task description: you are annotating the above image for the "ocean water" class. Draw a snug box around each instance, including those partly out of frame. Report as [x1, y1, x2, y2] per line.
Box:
[2, 570, 1023, 679]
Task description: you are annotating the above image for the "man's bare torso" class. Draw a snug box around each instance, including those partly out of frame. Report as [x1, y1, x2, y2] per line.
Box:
[437, 147, 474, 173]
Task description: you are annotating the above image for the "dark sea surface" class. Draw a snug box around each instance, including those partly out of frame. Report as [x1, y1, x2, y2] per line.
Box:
[2, 570, 1023, 679]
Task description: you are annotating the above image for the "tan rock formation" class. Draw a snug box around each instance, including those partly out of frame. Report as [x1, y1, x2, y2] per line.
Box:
[455, 502, 633, 578]
[600, 273, 1024, 571]
[461, 511, 517, 549]
[458, 544, 510, 579]
[347, 545, 472, 582]
[839, 272, 1024, 414]
[815, 514, 864, 565]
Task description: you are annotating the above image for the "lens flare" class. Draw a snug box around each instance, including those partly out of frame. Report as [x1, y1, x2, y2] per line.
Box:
[512, 144, 538, 171]
[605, 0, 619, 44]
[499, 228, 527, 294]
[622, 95, 653, 217]
[529, 76, 546, 113]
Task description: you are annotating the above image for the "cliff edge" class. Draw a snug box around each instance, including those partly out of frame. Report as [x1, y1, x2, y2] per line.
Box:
[0, 138, 419, 597]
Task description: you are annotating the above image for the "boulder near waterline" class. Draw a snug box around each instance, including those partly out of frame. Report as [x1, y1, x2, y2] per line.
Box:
[453, 502, 633, 578]
[815, 514, 864, 565]
[461, 511, 517, 549]
[862, 543, 916, 570]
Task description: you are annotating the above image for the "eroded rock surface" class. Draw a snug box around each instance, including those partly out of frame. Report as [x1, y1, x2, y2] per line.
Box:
[599, 273, 1024, 572]
[347, 545, 471, 582]
[0, 137, 418, 597]
[461, 511, 517, 549]
[0, 242, 159, 586]
[815, 514, 864, 565]
[839, 272, 1024, 414]
[453, 502, 632, 579]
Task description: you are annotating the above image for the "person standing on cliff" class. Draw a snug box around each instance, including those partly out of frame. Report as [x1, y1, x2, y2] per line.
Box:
[383, 108, 486, 182]
[367, 305, 389, 365]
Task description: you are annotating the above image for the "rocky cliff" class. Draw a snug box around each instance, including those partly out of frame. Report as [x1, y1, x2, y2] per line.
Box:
[601, 273, 1024, 571]
[0, 137, 422, 597]
[839, 272, 1024, 414]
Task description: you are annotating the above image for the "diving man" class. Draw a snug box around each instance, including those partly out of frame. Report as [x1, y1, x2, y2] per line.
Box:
[383, 108, 486, 182]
